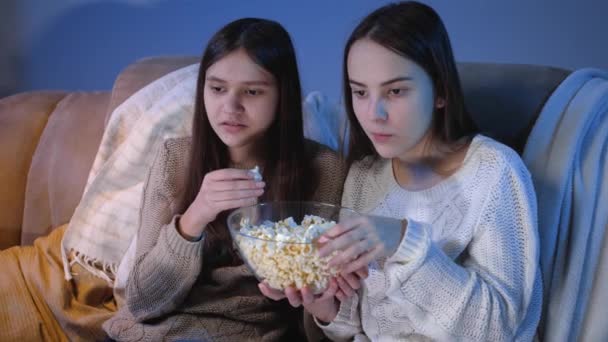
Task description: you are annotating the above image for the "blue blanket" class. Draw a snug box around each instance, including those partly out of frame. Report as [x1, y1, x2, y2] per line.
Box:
[523, 68, 608, 341]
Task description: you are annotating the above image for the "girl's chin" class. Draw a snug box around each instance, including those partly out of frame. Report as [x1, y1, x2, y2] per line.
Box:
[219, 135, 257, 149]
[372, 144, 399, 159]
[217, 135, 241, 146]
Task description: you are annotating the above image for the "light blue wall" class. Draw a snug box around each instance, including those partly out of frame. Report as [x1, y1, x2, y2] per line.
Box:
[17, 0, 608, 102]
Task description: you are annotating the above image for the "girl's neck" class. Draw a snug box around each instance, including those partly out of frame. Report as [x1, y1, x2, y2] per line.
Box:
[228, 140, 267, 169]
[392, 135, 470, 190]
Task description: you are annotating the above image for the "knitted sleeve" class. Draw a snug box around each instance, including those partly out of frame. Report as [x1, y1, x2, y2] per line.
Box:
[311, 143, 347, 205]
[315, 293, 365, 341]
[383, 158, 541, 341]
[125, 138, 204, 322]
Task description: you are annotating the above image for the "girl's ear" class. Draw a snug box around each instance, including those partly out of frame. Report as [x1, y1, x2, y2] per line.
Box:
[435, 97, 446, 109]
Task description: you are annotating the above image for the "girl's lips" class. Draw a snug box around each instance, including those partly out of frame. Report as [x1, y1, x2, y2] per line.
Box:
[370, 133, 392, 143]
[221, 122, 247, 133]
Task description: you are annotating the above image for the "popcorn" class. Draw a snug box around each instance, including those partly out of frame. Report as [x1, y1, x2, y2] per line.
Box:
[235, 215, 337, 293]
[249, 165, 263, 182]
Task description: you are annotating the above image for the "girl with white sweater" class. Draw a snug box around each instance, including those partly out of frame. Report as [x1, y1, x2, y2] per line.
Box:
[262, 2, 542, 341]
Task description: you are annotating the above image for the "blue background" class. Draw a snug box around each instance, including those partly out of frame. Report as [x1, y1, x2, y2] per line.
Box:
[13, 0, 608, 102]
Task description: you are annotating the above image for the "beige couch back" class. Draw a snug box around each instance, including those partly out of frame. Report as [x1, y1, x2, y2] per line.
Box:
[1, 57, 569, 249]
[0, 56, 198, 249]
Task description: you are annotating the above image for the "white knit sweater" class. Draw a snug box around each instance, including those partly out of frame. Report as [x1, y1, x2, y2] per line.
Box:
[319, 135, 542, 341]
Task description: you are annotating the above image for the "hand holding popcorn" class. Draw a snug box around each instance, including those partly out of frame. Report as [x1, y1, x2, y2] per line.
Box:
[180, 168, 265, 239]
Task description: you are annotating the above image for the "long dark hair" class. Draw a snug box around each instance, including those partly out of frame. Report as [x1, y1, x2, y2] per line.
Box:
[343, 1, 478, 163]
[181, 18, 315, 267]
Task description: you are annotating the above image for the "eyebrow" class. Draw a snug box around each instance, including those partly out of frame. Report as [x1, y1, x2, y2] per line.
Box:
[349, 76, 413, 87]
[206, 76, 273, 86]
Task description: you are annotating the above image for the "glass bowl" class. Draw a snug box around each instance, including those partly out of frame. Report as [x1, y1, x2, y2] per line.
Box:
[227, 201, 359, 294]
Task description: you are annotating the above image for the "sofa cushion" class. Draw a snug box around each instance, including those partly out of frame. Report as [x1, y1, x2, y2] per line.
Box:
[106, 56, 199, 125]
[21, 92, 109, 245]
[0, 92, 66, 249]
[458, 63, 570, 153]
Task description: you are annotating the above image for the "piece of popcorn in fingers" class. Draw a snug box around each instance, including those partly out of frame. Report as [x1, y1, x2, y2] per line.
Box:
[248, 165, 263, 181]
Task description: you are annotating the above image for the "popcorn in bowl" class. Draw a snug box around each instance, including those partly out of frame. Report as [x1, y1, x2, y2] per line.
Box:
[227, 202, 359, 294]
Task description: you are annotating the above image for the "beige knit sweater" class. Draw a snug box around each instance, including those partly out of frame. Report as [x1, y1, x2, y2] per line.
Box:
[319, 135, 542, 341]
[103, 137, 346, 341]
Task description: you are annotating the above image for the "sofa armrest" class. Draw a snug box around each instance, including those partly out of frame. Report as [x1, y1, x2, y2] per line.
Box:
[21, 92, 109, 245]
[0, 56, 198, 249]
[0, 92, 67, 249]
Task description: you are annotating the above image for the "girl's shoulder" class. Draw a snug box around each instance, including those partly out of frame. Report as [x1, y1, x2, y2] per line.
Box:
[350, 154, 385, 174]
[468, 135, 532, 183]
[303, 139, 348, 205]
[304, 138, 345, 169]
[162, 136, 193, 156]
[148, 136, 193, 195]
[343, 156, 391, 212]
[154, 136, 193, 174]
[462, 135, 536, 210]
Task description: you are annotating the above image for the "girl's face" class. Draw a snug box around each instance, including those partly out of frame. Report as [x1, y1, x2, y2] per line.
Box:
[347, 39, 443, 160]
[205, 49, 279, 152]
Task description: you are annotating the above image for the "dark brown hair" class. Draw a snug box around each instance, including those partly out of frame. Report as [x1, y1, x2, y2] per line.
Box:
[181, 18, 316, 268]
[343, 1, 478, 163]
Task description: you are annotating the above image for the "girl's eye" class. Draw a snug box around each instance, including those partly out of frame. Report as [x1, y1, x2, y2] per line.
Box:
[246, 89, 262, 96]
[389, 88, 406, 96]
[353, 90, 367, 98]
[210, 86, 224, 93]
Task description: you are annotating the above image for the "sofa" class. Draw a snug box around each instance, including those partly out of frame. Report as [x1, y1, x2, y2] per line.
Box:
[0, 56, 199, 249]
[0, 57, 570, 249]
[1, 56, 606, 341]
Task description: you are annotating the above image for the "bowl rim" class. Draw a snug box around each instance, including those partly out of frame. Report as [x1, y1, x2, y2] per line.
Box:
[226, 200, 358, 245]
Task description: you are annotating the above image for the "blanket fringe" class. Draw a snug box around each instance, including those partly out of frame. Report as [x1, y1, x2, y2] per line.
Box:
[62, 246, 118, 286]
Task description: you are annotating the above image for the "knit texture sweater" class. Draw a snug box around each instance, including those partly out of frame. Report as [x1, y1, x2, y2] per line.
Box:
[319, 135, 542, 341]
[103, 137, 346, 341]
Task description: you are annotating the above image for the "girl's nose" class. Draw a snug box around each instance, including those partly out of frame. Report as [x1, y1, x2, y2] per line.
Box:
[373, 99, 388, 121]
[223, 92, 244, 114]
